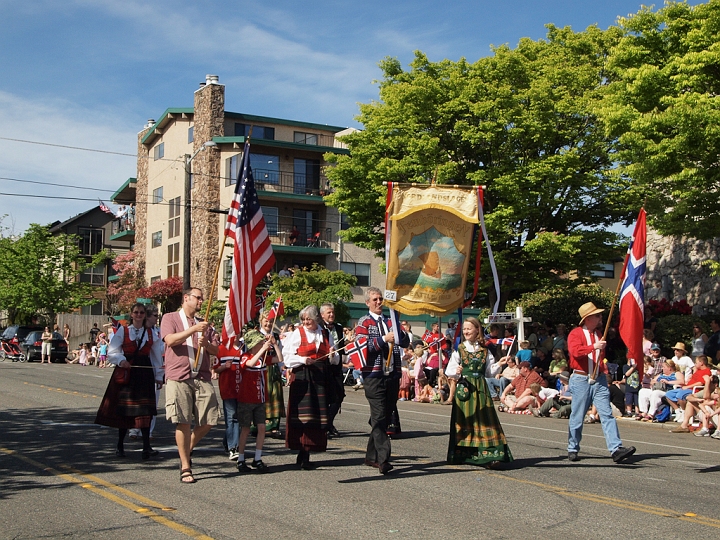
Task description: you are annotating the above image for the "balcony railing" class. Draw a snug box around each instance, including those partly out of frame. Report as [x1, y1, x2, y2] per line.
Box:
[267, 227, 337, 250]
[251, 169, 332, 197]
[110, 218, 135, 237]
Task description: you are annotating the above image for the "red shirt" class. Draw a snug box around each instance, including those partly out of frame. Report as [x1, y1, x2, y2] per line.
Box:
[686, 368, 711, 387]
[238, 352, 267, 404]
[567, 326, 608, 374]
[215, 343, 242, 400]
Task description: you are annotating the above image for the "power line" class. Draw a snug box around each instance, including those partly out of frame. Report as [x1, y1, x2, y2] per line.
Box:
[0, 176, 117, 193]
[0, 136, 137, 157]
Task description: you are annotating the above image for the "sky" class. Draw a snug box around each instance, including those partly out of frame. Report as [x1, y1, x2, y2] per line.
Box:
[0, 0, 700, 235]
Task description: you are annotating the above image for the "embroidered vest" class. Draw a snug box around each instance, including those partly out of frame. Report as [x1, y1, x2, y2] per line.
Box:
[121, 326, 153, 359]
[297, 326, 330, 360]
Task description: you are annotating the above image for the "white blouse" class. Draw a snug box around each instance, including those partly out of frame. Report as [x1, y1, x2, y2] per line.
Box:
[283, 325, 338, 369]
[446, 341, 483, 380]
[107, 324, 165, 380]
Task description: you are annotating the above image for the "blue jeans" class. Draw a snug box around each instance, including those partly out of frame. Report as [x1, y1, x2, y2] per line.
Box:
[353, 369, 363, 384]
[485, 377, 506, 398]
[568, 373, 622, 454]
[223, 398, 239, 451]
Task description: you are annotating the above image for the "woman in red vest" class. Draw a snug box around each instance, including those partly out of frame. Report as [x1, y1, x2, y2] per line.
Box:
[282, 305, 338, 469]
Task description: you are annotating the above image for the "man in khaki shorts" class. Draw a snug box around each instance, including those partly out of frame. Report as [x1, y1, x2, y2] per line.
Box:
[161, 287, 220, 483]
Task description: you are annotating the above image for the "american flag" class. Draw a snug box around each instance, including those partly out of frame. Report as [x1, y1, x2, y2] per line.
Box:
[346, 337, 368, 369]
[222, 140, 276, 343]
[618, 208, 647, 378]
[98, 200, 114, 215]
[267, 296, 284, 320]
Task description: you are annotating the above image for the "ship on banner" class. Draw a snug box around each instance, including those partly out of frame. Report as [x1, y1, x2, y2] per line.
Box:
[384, 183, 482, 316]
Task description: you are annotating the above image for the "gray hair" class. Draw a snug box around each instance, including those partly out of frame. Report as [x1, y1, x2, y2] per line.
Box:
[364, 287, 382, 301]
[320, 303, 334, 314]
[299, 305, 320, 322]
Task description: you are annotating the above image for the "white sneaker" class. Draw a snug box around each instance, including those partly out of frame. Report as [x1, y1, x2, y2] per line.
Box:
[710, 430, 720, 439]
[229, 449, 239, 460]
[674, 410, 684, 423]
[694, 428, 711, 437]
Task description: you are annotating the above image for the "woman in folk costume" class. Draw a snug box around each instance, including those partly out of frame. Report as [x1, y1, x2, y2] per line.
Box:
[282, 305, 338, 469]
[259, 311, 286, 435]
[446, 317, 513, 468]
[95, 303, 164, 460]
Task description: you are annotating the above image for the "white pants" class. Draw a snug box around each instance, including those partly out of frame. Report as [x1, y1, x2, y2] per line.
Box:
[639, 388, 666, 416]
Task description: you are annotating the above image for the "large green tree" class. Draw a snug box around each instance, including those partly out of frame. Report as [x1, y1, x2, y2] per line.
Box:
[0, 224, 107, 323]
[600, 0, 720, 239]
[326, 25, 631, 308]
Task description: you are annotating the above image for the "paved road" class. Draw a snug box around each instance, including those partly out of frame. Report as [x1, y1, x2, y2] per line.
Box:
[1, 361, 719, 539]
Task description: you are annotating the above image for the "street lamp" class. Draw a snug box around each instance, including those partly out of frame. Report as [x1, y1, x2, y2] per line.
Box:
[184, 140, 217, 290]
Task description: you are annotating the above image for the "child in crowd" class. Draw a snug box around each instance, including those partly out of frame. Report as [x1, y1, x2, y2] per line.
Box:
[516, 340, 532, 364]
[89, 343, 98, 366]
[412, 343, 427, 401]
[623, 357, 641, 417]
[214, 333, 244, 460]
[235, 330, 281, 473]
[77, 344, 88, 366]
[97, 336, 108, 368]
[399, 348, 412, 401]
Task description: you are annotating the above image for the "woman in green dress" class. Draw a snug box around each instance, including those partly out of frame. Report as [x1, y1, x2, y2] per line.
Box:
[446, 317, 513, 468]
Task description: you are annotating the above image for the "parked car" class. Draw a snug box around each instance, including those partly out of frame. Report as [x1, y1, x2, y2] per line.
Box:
[20, 331, 68, 363]
[2, 325, 43, 346]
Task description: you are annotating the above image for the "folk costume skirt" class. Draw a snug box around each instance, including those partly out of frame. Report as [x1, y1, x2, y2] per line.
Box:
[265, 364, 286, 431]
[447, 374, 513, 465]
[286, 362, 331, 452]
[95, 354, 157, 430]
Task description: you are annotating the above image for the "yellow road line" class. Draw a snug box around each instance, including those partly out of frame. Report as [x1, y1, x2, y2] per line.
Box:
[23, 381, 98, 399]
[0, 447, 213, 539]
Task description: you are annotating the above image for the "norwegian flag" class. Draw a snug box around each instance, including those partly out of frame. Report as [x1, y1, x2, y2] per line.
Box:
[267, 296, 284, 320]
[255, 290, 268, 312]
[346, 337, 368, 369]
[222, 140, 276, 343]
[422, 329, 433, 344]
[618, 208, 647, 377]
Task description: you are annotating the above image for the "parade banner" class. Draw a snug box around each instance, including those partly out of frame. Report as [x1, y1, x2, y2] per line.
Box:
[384, 185, 479, 316]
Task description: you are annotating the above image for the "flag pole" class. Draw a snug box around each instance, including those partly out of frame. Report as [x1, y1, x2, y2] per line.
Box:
[193, 131, 253, 369]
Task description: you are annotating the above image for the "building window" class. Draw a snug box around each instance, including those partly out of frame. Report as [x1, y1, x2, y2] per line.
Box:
[261, 206, 278, 236]
[227, 153, 279, 186]
[590, 263, 615, 279]
[78, 227, 103, 256]
[152, 186, 163, 204]
[341, 262, 370, 287]
[223, 257, 232, 288]
[80, 263, 105, 285]
[188, 126, 194, 143]
[340, 213, 350, 231]
[150, 275, 161, 284]
[294, 158, 320, 194]
[168, 196, 181, 238]
[168, 242, 180, 277]
[153, 142, 164, 161]
[234, 123, 275, 140]
[81, 302, 104, 316]
[152, 231, 162, 248]
[294, 131, 318, 145]
[225, 154, 241, 187]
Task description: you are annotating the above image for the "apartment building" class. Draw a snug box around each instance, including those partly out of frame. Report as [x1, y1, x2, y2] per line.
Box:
[132, 75, 384, 306]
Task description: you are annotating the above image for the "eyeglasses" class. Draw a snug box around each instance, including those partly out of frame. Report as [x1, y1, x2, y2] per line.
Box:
[189, 294, 204, 301]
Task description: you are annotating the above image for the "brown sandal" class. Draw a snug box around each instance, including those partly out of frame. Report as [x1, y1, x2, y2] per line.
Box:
[180, 468, 196, 484]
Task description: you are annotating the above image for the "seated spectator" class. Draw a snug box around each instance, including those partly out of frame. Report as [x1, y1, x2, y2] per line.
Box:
[531, 349, 550, 374]
[664, 355, 713, 423]
[693, 382, 720, 438]
[499, 361, 546, 412]
[487, 356, 518, 399]
[529, 382, 559, 417]
[671, 342, 694, 381]
[515, 341, 532, 364]
[670, 372, 718, 433]
[549, 348, 568, 376]
[638, 359, 684, 420]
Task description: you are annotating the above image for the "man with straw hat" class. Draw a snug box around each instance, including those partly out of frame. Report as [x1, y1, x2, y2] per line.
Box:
[566, 302, 636, 463]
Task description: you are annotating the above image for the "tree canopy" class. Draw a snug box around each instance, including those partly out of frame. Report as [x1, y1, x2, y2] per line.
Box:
[600, 0, 720, 239]
[326, 25, 630, 308]
[0, 224, 107, 323]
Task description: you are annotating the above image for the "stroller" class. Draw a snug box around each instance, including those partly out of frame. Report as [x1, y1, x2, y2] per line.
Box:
[0, 339, 24, 362]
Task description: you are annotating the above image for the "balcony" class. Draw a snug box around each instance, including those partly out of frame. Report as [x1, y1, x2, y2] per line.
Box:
[252, 169, 331, 199]
[267, 227, 337, 255]
[109, 218, 135, 241]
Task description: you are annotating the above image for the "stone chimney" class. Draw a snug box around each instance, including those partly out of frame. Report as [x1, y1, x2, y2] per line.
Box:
[190, 76, 225, 297]
[134, 123, 154, 281]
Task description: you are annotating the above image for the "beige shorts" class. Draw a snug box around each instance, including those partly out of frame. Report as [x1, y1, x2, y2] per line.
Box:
[165, 378, 219, 426]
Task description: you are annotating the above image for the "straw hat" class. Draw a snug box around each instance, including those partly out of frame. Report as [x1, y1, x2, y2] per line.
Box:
[672, 342, 687, 353]
[578, 302, 605, 325]
[243, 330, 265, 350]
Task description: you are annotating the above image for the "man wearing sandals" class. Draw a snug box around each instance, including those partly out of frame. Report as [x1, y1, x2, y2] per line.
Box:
[161, 287, 220, 483]
[566, 302, 636, 464]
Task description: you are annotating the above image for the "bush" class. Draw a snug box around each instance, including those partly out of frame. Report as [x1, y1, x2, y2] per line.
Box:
[647, 298, 692, 317]
[507, 283, 615, 328]
[654, 314, 705, 355]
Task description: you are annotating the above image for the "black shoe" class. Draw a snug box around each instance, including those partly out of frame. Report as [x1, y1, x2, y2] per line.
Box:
[611, 446, 636, 463]
[379, 462, 394, 475]
[142, 448, 159, 460]
[327, 427, 340, 438]
[236, 461, 252, 473]
[568, 452, 579, 462]
[116, 447, 125, 457]
[252, 459, 269, 473]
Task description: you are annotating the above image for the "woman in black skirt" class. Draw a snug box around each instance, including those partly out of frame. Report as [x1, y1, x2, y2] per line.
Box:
[95, 303, 164, 459]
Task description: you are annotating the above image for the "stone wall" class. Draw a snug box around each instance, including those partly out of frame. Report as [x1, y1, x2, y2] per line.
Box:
[190, 82, 224, 297]
[646, 227, 720, 315]
[134, 126, 152, 280]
